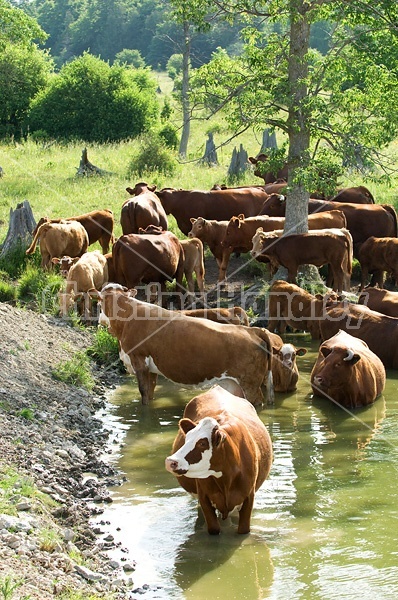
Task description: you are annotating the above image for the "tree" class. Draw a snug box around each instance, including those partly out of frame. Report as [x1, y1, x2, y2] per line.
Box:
[189, 1, 398, 235]
[0, 43, 52, 138]
[0, 0, 47, 50]
[27, 53, 159, 142]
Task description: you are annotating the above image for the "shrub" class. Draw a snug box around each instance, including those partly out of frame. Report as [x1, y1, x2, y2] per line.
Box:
[0, 279, 16, 303]
[87, 327, 123, 370]
[127, 133, 177, 177]
[17, 267, 63, 312]
[52, 351, 94, 391]
[0, 242, 40, 279]
[159, 123, 178, 149]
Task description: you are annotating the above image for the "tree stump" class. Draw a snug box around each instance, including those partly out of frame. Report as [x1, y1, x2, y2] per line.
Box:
[260, 128, 278, 152]
[76, 148, 113, 177]
[0, 200, 36, 257]
[201, 132, 218, 166]
[228, 143, 249, 180]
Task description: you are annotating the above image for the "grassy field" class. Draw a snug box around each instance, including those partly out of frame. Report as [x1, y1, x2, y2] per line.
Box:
[0, 73, 397, 246]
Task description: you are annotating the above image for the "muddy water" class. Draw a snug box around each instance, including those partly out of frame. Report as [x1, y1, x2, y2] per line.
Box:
[97, 335, 398, 599]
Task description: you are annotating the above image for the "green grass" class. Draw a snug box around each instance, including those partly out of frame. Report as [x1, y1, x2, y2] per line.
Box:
[87, 326, 123, 368]
[52, 351, 95, 391]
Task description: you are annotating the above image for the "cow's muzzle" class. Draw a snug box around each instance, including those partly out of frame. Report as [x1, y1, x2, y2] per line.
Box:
[165, 457, 187, 476]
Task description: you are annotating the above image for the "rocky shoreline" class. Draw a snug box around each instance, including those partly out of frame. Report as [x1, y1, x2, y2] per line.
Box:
[0, 301, 139, 599]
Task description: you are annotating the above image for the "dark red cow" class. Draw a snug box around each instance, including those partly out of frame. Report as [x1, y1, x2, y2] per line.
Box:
[248, 154, 288, 184]
[155, 187, 269, 235]
[311, 330, 385, 408]
[121, 182, 168, 235]
[358, 286, 398, 317]
[358, 236, 398, 289]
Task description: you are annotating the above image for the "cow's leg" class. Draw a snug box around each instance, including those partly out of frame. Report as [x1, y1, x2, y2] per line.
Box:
[218, 248, 233, 282]
[370, 269, 384, 288]
[195, 266, 205, 297]
[131, 356, 155, 405]
[197, 489, 220, 535]
[359, 265, 369, 290]
[238, 491, 255, 534]
[330, 266, 342, 293]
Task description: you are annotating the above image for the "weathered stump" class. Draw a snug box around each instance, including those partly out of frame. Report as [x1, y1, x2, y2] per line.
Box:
[0, 200, 36, 257]
[76, 148, 113, 177]
[228, 143, 249, 180]
[260, 128, 278, 152]
[201, 132, 218, 166]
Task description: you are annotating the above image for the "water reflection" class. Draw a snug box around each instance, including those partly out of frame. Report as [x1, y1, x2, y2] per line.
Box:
[97, 334, 398, 599]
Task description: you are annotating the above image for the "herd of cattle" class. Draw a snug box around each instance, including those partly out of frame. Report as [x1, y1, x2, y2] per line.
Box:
[24, 178, 398, 534]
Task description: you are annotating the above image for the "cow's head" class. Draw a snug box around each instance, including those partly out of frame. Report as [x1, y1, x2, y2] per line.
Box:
[251, 228, 279, 257]
[222, 214, 245, 247]
[52, 255, 79, 277]
[188, 217, 206, 239]
[274, 343, 306, 370]
[165, 417, 225, 479]
[313, 343, 361, 391]
[94, 283, 137, 327]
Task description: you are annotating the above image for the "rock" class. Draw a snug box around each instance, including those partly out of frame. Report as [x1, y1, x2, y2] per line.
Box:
[74, 564, 108, 583]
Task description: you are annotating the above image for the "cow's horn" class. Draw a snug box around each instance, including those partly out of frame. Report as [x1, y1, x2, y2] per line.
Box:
[343, 349, 355, 361]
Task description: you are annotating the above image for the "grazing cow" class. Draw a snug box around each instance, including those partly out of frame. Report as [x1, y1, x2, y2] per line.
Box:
[57, 250, 108, 318]
[165, 384, 273, 534]
[248, 154, 288, 184]
[267, 280, 340, 339]
[180, 238, 205, 298]
[97, 284, 274, 406]
[31, 210, 115, 254]
[26, 221, 89, 269]
[251, 229, 352, 293]
[51, 255, 78, 277]
[357, 236, 398, 289]
[155, 187, 269, 235]
[358, 286, 398, 318]
[267, 331, 307, 392]
[112, 230, 185, 304]
[181, 306, 250, 326]
[311, 330, 385, 408]
[121, 182, 168, 235]
[320, 301, 398, 369]
[259, 194, 397, 256]
[330, 185, 375, 204]
[188, 217, 232, 282]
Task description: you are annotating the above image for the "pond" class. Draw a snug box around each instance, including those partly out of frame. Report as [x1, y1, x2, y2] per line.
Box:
[96, 335, 398, 599]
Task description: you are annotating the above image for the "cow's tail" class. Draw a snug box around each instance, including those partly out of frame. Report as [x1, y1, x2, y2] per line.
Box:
[252, 326, 275, 404]
[26, 222, 49, 254]
[342, 228, 353, 275]
[382, 204, 398, 237]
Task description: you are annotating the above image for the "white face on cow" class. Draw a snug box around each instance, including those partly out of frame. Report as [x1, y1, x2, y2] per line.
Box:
[280, 344, 295, 369]
[165, 417, 223, 479]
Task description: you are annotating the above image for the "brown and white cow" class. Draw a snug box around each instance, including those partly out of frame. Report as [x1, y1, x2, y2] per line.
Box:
[181, 306, 250, 326]
[97, 284, 274, 406]
[180, 238, 205, 298]
[156, 187, 269, 236]
[251, 229, 352, 293]
[26, 221, 89, 269]
[320, 301, 398, 369]
[165, 384, 273, 534]
[31, 210, 115, 254]
[57, 250, 108, 318]
[358, 286, 398, 318]
[358, 236, 398, 289]
[267, 331, 307, 392]
[259, 194, 397, 256]
[267, 280, 340, 339]
[311, 330, 385, 408]
[112, 230, 185, 304]
[121, 182, 168, 235]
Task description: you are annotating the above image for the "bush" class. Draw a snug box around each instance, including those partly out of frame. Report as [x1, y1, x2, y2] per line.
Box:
[0, 242, 40, 279]
[17, 266, 63, 312]
[27, 54, 159, 143]
[127, 133, 177, 177]
[0, 279, 16, 303]
[87, 327, 124, 370]
[159, 123, 178, 149]
[52, 351, 94, 391]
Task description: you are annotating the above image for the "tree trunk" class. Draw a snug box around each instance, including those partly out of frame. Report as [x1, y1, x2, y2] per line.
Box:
[0, 200, 36, 257]
[178, 20, 191, 159]
[285, 2, 311, 235]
